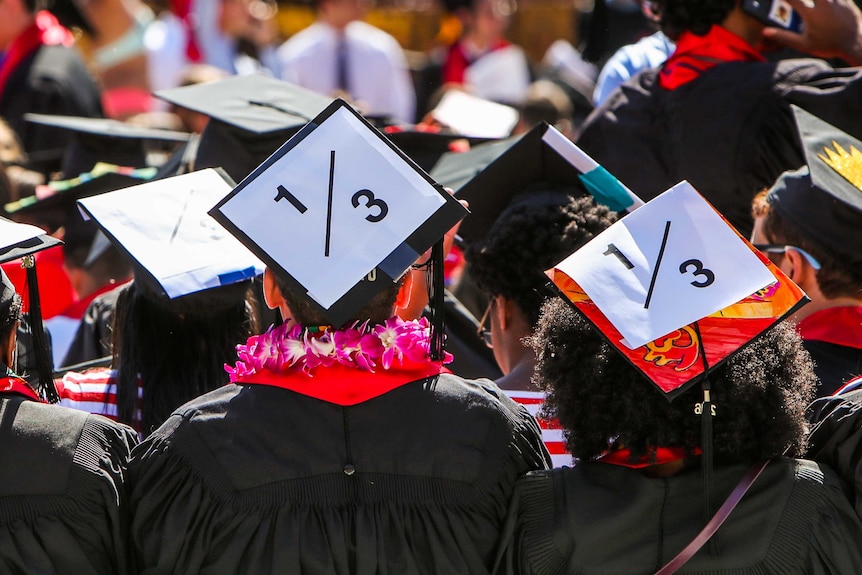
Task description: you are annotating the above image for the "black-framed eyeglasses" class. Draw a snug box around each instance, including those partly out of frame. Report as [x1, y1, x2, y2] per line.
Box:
[753, 244, 821, 271]
[476, 300, 494, 349]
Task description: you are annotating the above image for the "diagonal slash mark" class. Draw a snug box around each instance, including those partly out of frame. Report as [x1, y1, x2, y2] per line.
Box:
[169, 188, 196, 244]
[644, 220, 671, 309]
[324, 150, 335, 257]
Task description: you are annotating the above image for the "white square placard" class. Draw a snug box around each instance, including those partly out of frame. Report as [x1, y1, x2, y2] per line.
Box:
[553, 181, 775, 348]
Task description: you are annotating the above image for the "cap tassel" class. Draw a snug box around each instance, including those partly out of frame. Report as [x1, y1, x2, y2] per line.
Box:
[693, 321, 718, 555]
[426, 240, 446, 362]
[22, 257, 58, 403]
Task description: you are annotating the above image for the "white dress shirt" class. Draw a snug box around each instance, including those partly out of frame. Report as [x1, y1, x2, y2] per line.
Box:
[277, 20, 416, 123]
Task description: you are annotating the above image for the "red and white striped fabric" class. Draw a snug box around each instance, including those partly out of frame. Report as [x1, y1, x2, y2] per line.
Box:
[504, 389, 572, 468]
[55, 368, 142, 433]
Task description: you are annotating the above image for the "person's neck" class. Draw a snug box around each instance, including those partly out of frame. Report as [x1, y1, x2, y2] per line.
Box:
[495, 352, 537, 391]
[791, 295, 862, 323]
[721, 6, 766, 49]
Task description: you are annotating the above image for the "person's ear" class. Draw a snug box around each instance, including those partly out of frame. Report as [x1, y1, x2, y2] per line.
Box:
[262, 268, 285, 311]
[394, 271, 415, 313]
[493, 295, 510, 331]
[783, 248, 806, 283]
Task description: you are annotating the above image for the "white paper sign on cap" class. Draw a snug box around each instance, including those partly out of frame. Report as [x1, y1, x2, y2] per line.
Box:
[77, 168, 264, 299]
[553, 181, 775, 349]
[210, 99, 468, 324]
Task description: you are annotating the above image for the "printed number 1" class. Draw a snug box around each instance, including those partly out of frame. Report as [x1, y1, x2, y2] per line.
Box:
[603, 244, 634, 269]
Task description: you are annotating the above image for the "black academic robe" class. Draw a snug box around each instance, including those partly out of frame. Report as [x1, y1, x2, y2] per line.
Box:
[0, 393, 137, 574]
[128, 373, 550, 574]
[808, 388, 862, 520]
[497, 459, 862, 574]
[0, 44, 102, 176]
[576, 59, 862, 237]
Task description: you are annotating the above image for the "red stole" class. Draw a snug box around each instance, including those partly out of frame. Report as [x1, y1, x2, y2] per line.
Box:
[659, 25, 765, 90]
[0, 375, 44, 402]
[0, 11, 73, 96]
[234, 359, 447, 406]
[598, 447, 699, 468]
[797, 306, 862, 350]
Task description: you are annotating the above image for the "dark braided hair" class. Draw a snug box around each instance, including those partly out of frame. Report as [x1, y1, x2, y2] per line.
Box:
[650, 0, 735, 40]
[530, 297, 815, 464]
[465, 191, 617, 326]
[111, 279, 258, 436]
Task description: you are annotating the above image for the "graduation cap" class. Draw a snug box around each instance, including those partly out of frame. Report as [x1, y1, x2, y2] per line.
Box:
[546, 181, 806, 399]
[24, 114, 190, 180]
[0, 217, 63, 402]
[76, 168, 265, 302]
[455, 122, 644, 243]
[383, 125, 493, 172]
[766, 106, 862, 267]
[154, 74, 333, 182]
[210, 99, 468, 353]
[429, 136, 518, 193]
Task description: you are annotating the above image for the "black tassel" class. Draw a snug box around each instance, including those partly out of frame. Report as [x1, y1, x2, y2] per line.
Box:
[23, 258, 58, 403]
[693, 321, 718, 555]
[426, 240, 446, 362]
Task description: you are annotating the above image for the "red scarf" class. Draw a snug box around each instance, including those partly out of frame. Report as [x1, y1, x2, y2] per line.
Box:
[0, 11, 73, 95]
[0, 375, 44, 402]
[599, 446, 700, 468]
[659, 25, 765, 90]
[797, 306, 862, 350]
[234, 358, 447, 406]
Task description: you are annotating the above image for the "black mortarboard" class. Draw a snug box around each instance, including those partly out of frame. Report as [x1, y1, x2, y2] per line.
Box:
[154, 74, 332, 182]
[455, 122, 642, 243]
[429, 136, 518, 192]
[24, 114, 189, 179]
[383, 127, 493, 172]
[767, 106, 862, 267]
[0, 217, 63, 401]
[211, 99, 468, 344]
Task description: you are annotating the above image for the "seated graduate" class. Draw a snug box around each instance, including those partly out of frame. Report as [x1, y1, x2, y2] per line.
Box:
[0, 217, 137, 574]
[496, 183, 862, 574]
[750, 107, 862, 398]
[54, 169, 261, 437]
[126, 101, 550, 574]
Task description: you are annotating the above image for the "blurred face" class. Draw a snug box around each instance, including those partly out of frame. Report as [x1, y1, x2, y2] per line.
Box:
[322, 0, 368, 29]
[219, 0, 253, 38]
[468, 0, 514, 45]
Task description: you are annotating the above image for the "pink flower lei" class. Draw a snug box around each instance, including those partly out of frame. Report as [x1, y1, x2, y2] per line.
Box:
[225, 316, 452, 381]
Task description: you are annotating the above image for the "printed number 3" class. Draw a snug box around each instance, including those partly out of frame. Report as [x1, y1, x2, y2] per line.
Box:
[352, 189, 388, 222]
[679, 259, 715, 288]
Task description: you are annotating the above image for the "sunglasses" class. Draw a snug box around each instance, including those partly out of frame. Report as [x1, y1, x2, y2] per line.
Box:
[753, 244, 821, 271]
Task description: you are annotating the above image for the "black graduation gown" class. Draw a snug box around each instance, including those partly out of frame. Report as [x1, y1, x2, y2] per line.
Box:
[0, 44, 102, 176]
[128, 373, 551, 574]
[497, 459, 862, 574]
[808, 388, 862, 520]
[576, 58, 862, 237]
[0, 394, 138, 574]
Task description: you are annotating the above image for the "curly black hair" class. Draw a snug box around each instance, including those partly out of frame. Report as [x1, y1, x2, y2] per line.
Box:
[465, 191, 617, 326]
[650, 0, 735, 40]
[530, 297, 815, 464]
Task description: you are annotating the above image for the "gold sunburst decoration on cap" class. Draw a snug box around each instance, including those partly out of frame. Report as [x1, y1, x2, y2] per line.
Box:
[819, 141, 862, 192]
